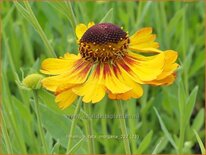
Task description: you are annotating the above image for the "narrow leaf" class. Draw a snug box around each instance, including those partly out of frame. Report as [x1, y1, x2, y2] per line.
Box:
[136, 130, 153, 154]
[185, 86, 198, 124]
[193, 130, 206, 154]
[100, 8, 113, 23]
[192, 108, 204, 131]
[153, 107, 177, 150]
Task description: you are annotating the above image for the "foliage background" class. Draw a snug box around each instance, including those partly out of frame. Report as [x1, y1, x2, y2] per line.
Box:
[1, 0, 205, 154]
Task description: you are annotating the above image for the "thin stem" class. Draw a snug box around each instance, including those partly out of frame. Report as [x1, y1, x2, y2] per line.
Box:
[64, 1, 77, 29]
[115, 100, 131, 154]
[178, 110, 186, 153]
[23, 1, 56, 57]
[66, 97, 82, 153]
[2, 113, 13, 153]
[127, 100, 137, 153]
[33, 90, 48, 153]
[83, 104, 95, 154]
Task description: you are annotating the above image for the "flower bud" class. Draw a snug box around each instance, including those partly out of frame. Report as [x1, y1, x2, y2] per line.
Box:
[22, 74, 44, 90]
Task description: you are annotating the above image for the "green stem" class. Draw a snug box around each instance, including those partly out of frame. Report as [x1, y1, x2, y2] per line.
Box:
[127, 100, 137, 153]
[23, 1, 56, 57]
[64, 1, 77, 29]
[115, 100, 131, 154]
[178, 112, 185, 153]
[83, 104, 95, 154]
[33, 90, 48, 153]
[2, 113, 13, 153]
[66, 97, 82, 153]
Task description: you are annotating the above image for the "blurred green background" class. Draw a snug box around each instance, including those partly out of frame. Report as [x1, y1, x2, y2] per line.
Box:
[1, 1, 205, 154]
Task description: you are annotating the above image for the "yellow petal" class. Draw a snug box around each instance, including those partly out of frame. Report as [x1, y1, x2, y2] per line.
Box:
[129, 47, 162, 53]
[41, 53, 80, 75]
[41, 59, 92, 92]
[73, 64, 105, 103]
[156, 50, 178, 80]
[41, 58, 73, 75]
[75, 22, 95, 41]
[157, 63, 179, 80]
[103, 64, 131, 94]
[108, 67, 143, 100]
[108, 83, 143, 100]
[129, 43, 160, 52]
[130, 27, 152, 40]
[129, 27, 160, 52]
[143, 50, 178, 85]
[146, 74, 176, 86]
[88, 22, 95, 28]
[164, 50, 178, 63]
[55, 89, 77, 109]
[149, 50, 178, 83]
[41, 76, 60, 92]
[75, 24, 88, 40]
[120, 52, 165, 82]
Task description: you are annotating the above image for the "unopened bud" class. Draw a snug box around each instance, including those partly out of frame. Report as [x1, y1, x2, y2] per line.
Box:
[22, 74, 44, 90]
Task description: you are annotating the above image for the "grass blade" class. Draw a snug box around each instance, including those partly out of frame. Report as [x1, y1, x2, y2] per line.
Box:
[185, 86, 198, 124]
[100, 8, 113, 23]
[193, 130, 206, 154]
[153, 107, 177, 151]
[14, 1, 56, 57]
[136, 131, 153, 154]
[152, 136, 168, 154]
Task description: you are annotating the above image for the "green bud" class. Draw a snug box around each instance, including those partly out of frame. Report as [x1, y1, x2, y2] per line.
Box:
[22, 74, 44, 90]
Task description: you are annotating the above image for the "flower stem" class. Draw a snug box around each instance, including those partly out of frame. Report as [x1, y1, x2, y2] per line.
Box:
[66, 97, 82, 153]
[83, 104, 95, 154]
[115, 100, 131, 154]
[33, 90, 48, 153]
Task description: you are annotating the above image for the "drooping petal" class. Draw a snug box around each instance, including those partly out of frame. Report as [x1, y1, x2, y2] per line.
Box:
[144, 50, 179, 85]
[55, 88, 77, 109]
[41, 58, 92, 92]
[108, 65, 143, 100]
[73, 64, 105, 103]
[129, 27, 160, 52]
[146, 74, 176, 86]
[41, 53, 80, 75]
[108, 83, 143, 100]
[103, 63, 131, 94]
[119, 52, 165, 82]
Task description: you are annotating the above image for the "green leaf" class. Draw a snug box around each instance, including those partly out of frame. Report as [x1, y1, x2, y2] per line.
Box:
[166, 7, 185, 40]
[13, 2, 31, 22]
[178, 79, 187, 114]
[100, 8, 113, 23]
[15, 1, 56, 57]
[48, 1, 76, 29]
[152, 136, 168, 154]
[136, 130, 153, 154]
[185, 86, 198, 124]
[39, 103, 86, 153]
[38, 89, 88, 117]
[153, 107, 177, 151]
[51, 142, 61, 154]
[192, 108, 204, 132]
[193, 130, 206, 154]
[67, 137, 86, 154]
[134, 1, 152, 29]
[189, 51, 205, 77]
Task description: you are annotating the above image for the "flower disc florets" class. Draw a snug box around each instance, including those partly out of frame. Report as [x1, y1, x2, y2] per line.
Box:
[79, 23, 130, 63]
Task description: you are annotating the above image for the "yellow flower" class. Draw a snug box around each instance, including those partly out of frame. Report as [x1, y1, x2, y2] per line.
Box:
[40, 22, 179, 109]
